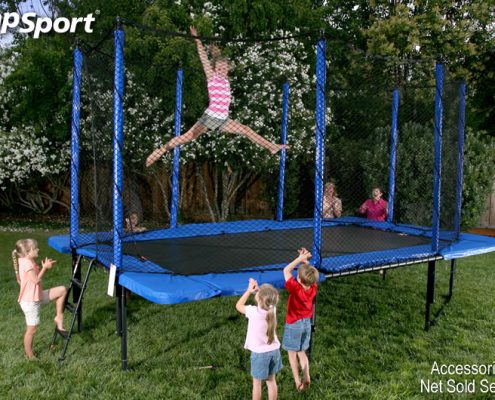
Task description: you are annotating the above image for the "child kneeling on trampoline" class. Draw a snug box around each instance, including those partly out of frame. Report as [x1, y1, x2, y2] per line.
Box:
[282, 247, 319, 392]
[236, 278, 282, 400]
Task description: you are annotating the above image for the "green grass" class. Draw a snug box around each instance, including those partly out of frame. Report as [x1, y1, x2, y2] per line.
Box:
[1, 229, 495, 399]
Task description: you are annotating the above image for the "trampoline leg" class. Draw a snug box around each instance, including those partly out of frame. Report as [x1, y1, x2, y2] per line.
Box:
[448, 259, 456, 301]
[72, 253, 83, 332]
[120, 285, 128, 371]
[307, 297, 317, 361]
[424, 260, 436, 331]
[116, 284, 122, 336]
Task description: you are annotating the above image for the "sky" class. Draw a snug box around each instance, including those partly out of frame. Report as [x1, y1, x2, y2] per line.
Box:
[1, 0, 51, 47]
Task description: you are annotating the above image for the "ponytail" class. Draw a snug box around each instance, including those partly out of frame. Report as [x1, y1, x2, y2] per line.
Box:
[12, 249, 20, 283]
[266, 305, 277, 345]
[256, 284, 280, 345]
[12, 238, 37, 285]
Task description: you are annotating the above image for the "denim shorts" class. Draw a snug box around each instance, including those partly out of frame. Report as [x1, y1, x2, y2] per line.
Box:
[282, 318, 311, 352]
[250, 349, 282, 380]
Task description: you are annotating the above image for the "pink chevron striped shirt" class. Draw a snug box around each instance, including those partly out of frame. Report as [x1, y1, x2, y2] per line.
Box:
[205, 74, 231, 119]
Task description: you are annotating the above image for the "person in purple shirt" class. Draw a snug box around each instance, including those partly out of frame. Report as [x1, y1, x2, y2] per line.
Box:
[359, 186, 388, 221]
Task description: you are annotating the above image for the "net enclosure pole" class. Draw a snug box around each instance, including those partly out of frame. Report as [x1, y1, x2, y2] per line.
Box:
[170, 67, 183, 229]
[70, 44, 83, 250]
[276, 81, 290, 222]
[311, 35, 326, 268]
[431, 63, 444, 253]
[113, 20, 127, 370]
[387, 88, 400, 223]
[453, 81, 466, 238]
[113, 24, 125, 274]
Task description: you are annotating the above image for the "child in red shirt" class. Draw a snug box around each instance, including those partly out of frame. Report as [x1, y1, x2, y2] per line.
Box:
[282, 248, 319, 392]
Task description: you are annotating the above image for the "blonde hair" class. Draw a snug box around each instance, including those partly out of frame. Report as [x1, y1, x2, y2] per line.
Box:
[12, 239, 38, 277]
[298, 263, 319, 287]
[256, 284, 279, 345]
[324, 182, 338, 197]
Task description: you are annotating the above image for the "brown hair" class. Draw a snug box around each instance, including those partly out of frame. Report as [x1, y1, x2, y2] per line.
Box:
[213, 57, 229, 69]
[256, 284, 279, 345]
[12, 239, 37, 279]
[298, 263, 319, 287]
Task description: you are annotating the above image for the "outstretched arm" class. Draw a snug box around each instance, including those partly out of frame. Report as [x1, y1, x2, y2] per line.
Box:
[283, 248, 311, 282]
[190, 26, 214, 80]
[235, 278, 258, 315]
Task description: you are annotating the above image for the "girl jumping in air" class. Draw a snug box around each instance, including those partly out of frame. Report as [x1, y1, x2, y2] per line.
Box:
[236, 278, 282, 400]
[146, 26, 287, 167]
[13, 239, 67, 359]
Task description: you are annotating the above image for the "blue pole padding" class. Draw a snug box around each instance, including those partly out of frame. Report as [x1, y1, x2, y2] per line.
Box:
[311, 37, 326, 268]
[453, 81, 466, 238]
[170, 68, 183, 229]
[276, 81, 290, 222]
[431, 63, 444, 252]
[387, 88, 400, 223]
[70, 46, 83, 250]
[113, 27, 125, 270]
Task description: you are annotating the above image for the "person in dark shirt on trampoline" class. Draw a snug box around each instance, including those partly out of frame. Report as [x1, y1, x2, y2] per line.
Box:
[146, 26, 287, 167]
[282, 247, 319, 392]
[359, 186, 388, 221]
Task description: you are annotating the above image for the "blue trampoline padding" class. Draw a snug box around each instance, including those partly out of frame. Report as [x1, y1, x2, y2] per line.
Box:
[49, 235, 71, 253]
[440, 233, 495, 260]
[48, 219, 495, 305]
[191, 270, 287, 297]
[119, 272, 221, 304]
[48, 218, 454, 255]
[320, 244, 436, 273]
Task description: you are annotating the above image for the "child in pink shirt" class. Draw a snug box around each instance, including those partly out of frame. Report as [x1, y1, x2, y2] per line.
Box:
[13, 239, 67, 359]
[236, 278, 282, 400]
[145, 26, 286, 167]
[359, 186, 388, 221]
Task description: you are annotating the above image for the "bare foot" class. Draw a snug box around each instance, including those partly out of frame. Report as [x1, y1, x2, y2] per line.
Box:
[303, 379, 311, 390]
[296, 381, 304, 392]
[270, 144, 289, 155]
[54, 316, 65, 331]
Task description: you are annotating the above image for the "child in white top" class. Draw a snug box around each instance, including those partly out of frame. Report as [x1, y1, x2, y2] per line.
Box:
[236, 278, 282, 400]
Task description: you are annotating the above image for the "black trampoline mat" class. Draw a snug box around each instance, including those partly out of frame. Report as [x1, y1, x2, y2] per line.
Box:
[122, 225, 434, 275]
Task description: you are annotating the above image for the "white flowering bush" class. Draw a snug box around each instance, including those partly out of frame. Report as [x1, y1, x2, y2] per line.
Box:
[79, 70, 173, 166]
[0, 126, 70, 213]
[0, 49, 71, 213]
[0, 127, 69, 186]
[150, 34, 316, 220]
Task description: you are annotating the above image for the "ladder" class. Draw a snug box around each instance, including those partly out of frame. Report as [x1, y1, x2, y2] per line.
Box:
[50, 255, 96, 361]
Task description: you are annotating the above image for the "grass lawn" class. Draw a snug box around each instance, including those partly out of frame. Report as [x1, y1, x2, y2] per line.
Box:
[1, 228, 495, 399]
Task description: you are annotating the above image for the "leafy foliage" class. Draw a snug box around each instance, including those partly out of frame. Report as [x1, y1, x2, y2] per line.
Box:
[0, 1, 492, 225]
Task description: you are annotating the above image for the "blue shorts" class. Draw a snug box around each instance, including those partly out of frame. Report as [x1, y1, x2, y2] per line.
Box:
[250, 349, 282, 380]
[282, 319, 311, 352]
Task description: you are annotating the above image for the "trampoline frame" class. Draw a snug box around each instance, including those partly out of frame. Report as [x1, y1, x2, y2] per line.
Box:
[56, 21, 481, 371]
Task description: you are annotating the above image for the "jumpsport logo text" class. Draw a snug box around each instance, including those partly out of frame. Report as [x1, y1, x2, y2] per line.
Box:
[0, 12, 96, 38]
